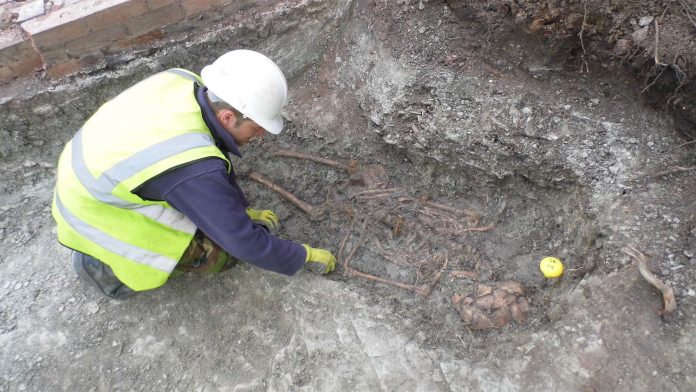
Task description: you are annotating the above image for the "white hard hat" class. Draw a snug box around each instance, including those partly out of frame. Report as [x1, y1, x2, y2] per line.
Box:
[201, 49, 288, 134]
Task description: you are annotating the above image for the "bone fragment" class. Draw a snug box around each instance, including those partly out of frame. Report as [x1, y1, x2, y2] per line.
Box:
[622, 246, 677, 316]
[248, 172, 315, 214]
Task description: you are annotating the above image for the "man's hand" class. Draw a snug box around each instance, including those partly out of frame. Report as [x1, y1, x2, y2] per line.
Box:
[246, 207, 280, 230]
[302, 245, 336, 274]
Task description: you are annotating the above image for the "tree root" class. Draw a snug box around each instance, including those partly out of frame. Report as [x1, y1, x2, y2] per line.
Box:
[622, 245, 677, 317]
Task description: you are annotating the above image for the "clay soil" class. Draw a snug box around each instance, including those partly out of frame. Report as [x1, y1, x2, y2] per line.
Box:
[1, 0, 695, 391]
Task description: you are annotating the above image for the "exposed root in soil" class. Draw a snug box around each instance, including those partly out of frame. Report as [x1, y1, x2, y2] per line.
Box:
[636, 3, 691, 107]
[622, 245, 678, 317]
[577, 0, 589, 73]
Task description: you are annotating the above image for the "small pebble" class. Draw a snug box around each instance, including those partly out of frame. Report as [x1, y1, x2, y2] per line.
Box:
[14, 283, 22, 290]
[687, 289, 695, 297]
[639, 16, 654, 27]
[86, 302, 100, 314]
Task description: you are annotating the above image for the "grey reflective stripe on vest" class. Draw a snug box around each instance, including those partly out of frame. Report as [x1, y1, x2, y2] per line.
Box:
[55, 193, 178, 273]
[69, 129, 211, 234]
[167, 68, 200, 82]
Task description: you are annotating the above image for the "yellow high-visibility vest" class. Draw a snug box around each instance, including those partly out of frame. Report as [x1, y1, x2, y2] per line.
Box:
[52, 69, 230, 291]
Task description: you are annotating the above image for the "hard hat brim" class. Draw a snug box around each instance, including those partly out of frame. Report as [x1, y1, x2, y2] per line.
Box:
[260, 115, 283, 135]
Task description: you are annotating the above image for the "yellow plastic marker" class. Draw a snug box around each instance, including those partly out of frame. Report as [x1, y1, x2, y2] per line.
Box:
[540, 257, 564, 278]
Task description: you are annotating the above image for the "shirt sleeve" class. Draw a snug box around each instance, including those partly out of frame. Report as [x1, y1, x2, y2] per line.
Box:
[136, 158, 306, 275]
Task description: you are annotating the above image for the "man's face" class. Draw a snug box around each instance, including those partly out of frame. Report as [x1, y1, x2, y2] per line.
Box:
[218, 109, 267, 146]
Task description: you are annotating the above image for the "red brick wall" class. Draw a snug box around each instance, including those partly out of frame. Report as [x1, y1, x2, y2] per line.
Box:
[0, 0, 271, 84]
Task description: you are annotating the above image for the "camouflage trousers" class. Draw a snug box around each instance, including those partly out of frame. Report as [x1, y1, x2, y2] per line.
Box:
[173, 231, 237, 275]
[72, 231, 236, 299]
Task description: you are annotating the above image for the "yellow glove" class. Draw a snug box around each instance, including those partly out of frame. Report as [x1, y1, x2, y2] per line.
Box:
[302, 245, 336, 274]
[246, 208, 280, 230]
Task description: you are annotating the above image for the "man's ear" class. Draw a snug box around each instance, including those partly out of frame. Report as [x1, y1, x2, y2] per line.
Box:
[217, 109, 237, 127]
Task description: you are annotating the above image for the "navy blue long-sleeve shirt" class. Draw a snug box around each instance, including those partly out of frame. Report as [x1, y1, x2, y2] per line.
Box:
[134, 83, 306, 275]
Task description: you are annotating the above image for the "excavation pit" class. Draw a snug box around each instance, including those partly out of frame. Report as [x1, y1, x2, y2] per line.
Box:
[1, 1, 695, 390]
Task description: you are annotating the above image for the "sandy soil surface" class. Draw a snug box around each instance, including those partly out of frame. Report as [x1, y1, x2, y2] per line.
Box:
[1, 0, 695, 391]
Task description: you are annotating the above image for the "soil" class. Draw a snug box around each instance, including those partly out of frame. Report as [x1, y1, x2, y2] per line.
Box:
[1, 0, 695, 391]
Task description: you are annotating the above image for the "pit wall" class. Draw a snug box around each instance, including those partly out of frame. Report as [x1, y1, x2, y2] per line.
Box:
[0, 0, 276, 84]
[0, 0, 352, 169]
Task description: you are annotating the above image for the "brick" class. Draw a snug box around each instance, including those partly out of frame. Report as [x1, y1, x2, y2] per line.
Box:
[0, 65, 16, 85]
[0, 27, 27, 57]
[46, 53, 101, 78]
[146, 0, 179, 11]
[0, 28, 42, 76]
[66, 24, 127, 56]
[124, 2, 183, 36]
[45, 58, 83, 78]
[22, 4, 89, 48]
[181, 0, 213, 17]
[220, 0, 271, 16]
[0, 51, 43, 84]
[8, 50, 43, 75]
[38, 45, 71, 66]
[108, 29, 165, 52]
[83, 0, 149, 31]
